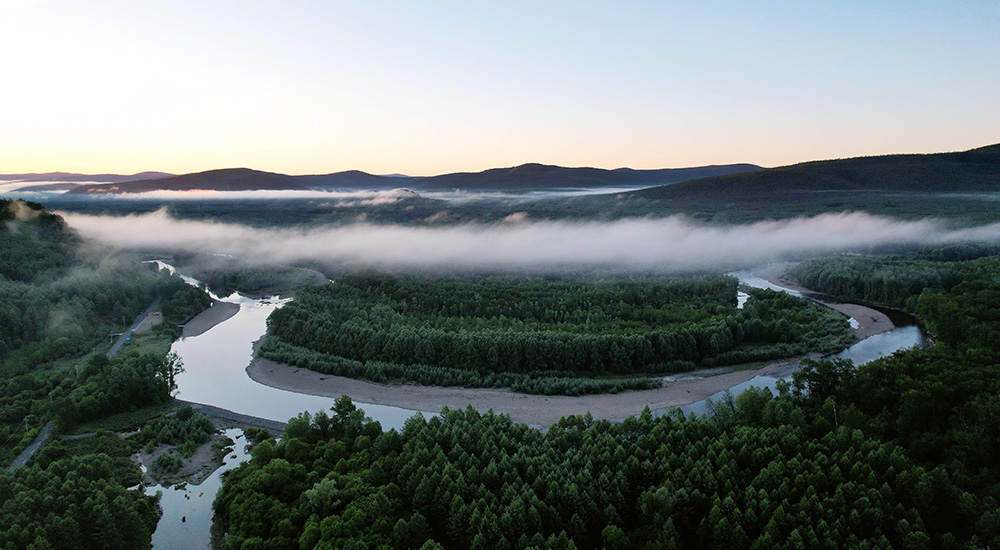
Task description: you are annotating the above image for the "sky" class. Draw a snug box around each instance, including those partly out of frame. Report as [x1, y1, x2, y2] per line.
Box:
[2, 1, 998, 176]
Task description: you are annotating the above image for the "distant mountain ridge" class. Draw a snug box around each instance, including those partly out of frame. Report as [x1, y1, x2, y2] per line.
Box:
[66, 163, 762, 194]
[0, 171, 173, 184]
[70, 168, 309, 194]
[627, 143, 1000, 202]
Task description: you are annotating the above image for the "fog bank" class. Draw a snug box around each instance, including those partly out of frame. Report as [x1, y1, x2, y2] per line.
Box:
[59, 209, 1000, 272]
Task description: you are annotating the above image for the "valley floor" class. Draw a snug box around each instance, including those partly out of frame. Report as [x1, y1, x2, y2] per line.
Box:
[752, 262, 894, 340]
[245, 263, 894, 427]
[246, 353, 816, 427]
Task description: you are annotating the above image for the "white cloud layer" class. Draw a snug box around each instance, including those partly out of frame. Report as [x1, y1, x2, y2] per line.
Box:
[59, 209, 1000, 272]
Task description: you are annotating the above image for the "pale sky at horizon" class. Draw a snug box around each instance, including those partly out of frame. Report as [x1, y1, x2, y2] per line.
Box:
[1, 1, 998, 176]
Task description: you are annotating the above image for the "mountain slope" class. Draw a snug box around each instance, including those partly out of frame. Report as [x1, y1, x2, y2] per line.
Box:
[411, 163, 761, 190]
[65, 164, 763, 194]
[631, 144, 1000, 201]
[298, 170, 410, 190]
[574, 143, 1000, 223]
[68, 168, 308, 194]
[0, 171, 173, 184]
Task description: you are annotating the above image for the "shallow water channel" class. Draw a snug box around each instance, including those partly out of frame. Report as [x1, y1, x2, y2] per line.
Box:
[146, 263, 924, 547]
[145, 264, 426, 549]
[676, 271, 925, 415]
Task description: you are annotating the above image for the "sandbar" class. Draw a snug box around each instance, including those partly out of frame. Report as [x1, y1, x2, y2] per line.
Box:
[182, 300, 240, 338]
[247, 354, 812, 427]
[751, 262, 894, 340]
[244, 262, 891, 427]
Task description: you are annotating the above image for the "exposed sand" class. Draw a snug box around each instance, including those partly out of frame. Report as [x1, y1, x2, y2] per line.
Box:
[182, 300, 240, 338]
[247, 355, 812, 427]
[134, 432, 232, 486]
[751, 262, 894, 340]
[243, 262, 892, 427]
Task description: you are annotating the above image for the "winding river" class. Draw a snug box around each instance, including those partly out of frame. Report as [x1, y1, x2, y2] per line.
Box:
[146, 262, 924, 548]
[678, 270, 925, 415]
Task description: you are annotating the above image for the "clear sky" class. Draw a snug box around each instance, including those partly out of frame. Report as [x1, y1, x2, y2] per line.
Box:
[1, 1, 998, 176]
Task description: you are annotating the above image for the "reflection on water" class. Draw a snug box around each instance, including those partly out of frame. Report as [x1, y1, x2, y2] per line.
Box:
[146, 265, 429, 549]
[729, 269, 805, 298]
[148, 260, 426, 430]
[170, 292, 423, 431]
[679, 268, 928, 416]
[677, 325, 925, 416]
[145, 428, 250, 550]
[835, 325, 923, 365]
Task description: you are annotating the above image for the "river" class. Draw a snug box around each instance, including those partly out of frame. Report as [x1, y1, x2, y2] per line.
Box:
[145, 264, 429, 549]
[146, 262, 925, 547]
[676, 270, 925, 415]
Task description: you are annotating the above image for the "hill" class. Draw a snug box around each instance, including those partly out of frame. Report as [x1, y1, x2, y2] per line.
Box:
[412, 162, 761, 190]
[609, 143, 1000, 222]
[66, 163, 762, 194]
[633, 144, 1000, 199]
[297, 170, 411, 190]
[0, 171, 172, 184]
[69, 168, 308, 194]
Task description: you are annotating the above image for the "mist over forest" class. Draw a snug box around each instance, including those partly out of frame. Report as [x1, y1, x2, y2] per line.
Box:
[58, 208, 1000, 274]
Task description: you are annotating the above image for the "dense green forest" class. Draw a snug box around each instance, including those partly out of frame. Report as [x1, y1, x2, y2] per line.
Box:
[0, 199, 216, 549]
[0, 199, 210, 464]
[261, 274, 852, 395]
[215, 246, 1000, 549]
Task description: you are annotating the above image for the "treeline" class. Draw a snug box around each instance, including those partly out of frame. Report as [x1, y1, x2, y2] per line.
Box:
[0, 351, 183, 465]
[179, 260, 327, 297]
[0, 200, 210, 368]
[262, 274, 851, 394]
[793, 245, 1000, 350]
[793, 254, 963, 307]
[214, 395, 992, 549]
[139, 404, 216, 456]
[260, 339, 660, 396]
[214, 247, 1000, 548]
[0, 199, 218, 549]
[0, 453, 160, 550]
[782, 247, 1000, 481]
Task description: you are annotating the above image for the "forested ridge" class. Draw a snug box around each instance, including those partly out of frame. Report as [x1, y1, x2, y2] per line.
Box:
[0, 199, 215, 549]
[261, 274, 852, 395]
[216, 245, 1000, 549]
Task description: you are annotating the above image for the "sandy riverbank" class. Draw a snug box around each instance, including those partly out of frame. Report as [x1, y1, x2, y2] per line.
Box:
[134, 431, 232, 486]
[243, 262, 888, 427]
[247, 354, 811, 427]
[182, 301, 240, 338]
[752, 262, 894, 340]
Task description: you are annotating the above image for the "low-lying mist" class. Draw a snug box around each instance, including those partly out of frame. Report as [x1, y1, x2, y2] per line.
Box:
[58, 208, 1000, 273]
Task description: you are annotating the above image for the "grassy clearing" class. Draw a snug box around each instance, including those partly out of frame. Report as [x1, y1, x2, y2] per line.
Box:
[69, 402, 177, 435]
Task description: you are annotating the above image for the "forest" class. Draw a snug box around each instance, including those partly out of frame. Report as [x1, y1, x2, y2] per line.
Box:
[215, 245, 1000, 549]
[261, 273, 853, 395]
[0, 199, 216, 549]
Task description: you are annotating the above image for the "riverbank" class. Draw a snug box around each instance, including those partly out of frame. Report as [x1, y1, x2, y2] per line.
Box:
[243, 263, 897, 427]
[182, 300, 240, 338]
[134, 431, 232, 486]
[247, 351, 819, 428]
[752, 262, 894, 339]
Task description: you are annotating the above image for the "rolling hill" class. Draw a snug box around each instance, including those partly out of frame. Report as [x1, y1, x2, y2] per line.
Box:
[66, 163, 762, 194]
[598, 143, 1000, 223]
[631, 144, 1000, 200]
[409, 162, 761, 190]
[0, 171, 173, 184]
[69, 168, 309, 194]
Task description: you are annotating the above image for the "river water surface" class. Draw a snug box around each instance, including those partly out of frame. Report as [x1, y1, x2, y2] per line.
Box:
[677, 271, 925, 415]
[147, 263, 925, 547]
